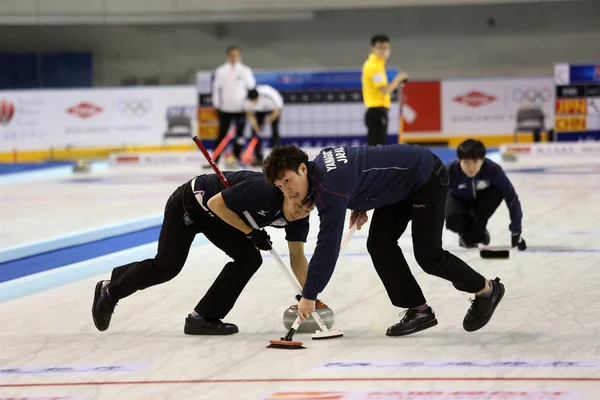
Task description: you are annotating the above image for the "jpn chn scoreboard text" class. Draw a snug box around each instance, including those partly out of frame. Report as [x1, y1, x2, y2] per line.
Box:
[554, 63, 600, 141]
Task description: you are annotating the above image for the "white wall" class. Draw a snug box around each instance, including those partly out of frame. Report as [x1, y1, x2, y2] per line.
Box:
[0, 1, 598, 86]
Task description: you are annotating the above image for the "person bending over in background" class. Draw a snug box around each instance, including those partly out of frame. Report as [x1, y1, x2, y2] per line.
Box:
[244, 85, 284, 165]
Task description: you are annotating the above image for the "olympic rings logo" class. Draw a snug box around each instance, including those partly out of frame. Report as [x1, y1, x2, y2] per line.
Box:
[511, 88, 552, 104]
[117, 99, 152, 117]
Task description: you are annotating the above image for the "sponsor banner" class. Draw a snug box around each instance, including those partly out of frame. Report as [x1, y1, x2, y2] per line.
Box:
[109, 151, 207, 165]
[109, 135, 389, 164]
[499, 141, 600, 156]
[401, 81, 441, 133]
[251, 69, 400, 91]
[262, 391, 577, 400]
[555, 130, 600, 141]
[0, 86, 196, 151]
[441, 77, 555, 135]
[555, 63, 600, 85]
[316, 359, 600, 370]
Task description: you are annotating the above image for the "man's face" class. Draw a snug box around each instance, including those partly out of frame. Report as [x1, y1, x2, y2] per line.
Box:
[283, 197, 315, 221]
[227, 48, 241, 64]
[459, 159, 484, 178]
[372, 41, 391, 60]
[273, 163, 309, 202]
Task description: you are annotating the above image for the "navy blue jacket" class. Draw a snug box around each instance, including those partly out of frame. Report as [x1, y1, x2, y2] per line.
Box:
[193, 171, 309, 242]
[447, 158, 522, 234]
[302, 144, 434, 300]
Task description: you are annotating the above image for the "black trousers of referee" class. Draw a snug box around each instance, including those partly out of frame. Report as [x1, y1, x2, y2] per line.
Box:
[445, 188, 503, 245]
[107, 181, 262, 320]
[216, 111, 247, 162]
[365, 107, 389, 146]
[366, 155, 487, 309]
[251, 111, 281, 162]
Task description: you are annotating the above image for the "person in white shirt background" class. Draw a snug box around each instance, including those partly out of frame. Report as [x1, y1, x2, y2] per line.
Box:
[244, 85, 284, 165]
[212, 45, 256, 165]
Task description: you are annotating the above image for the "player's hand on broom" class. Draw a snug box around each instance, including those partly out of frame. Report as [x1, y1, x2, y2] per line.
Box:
[297, 297, 316, 321]
[247, 228, 272, 251]
[349, 210, 368, 230]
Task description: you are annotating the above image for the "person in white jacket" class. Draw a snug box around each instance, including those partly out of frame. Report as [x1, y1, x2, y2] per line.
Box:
[212, 45, 256, 164]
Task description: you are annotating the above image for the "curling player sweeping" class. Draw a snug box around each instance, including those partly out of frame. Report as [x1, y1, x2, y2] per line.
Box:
[263, 143, 505, 336]
[445, 139, 526, 256]
[92, 170, 327, 335]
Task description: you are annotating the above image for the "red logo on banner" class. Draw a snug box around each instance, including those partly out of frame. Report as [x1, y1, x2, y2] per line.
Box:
[402, 81, 441, 132]
[453, 91, 497, 108]
[66, 102, 103, 119]
[0, 100, 15, 125]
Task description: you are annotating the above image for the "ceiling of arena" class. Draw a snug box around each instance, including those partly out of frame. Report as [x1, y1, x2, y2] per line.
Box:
[0, 0, 583, 25]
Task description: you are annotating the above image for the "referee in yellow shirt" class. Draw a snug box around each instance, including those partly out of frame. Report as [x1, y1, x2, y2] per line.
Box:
[361, 34, 407, 146]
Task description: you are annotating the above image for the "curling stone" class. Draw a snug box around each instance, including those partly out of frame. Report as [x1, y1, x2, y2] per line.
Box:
[283, 305, 334, 333]
[72, 159, 91, 173]
[501, 150, 519, 162]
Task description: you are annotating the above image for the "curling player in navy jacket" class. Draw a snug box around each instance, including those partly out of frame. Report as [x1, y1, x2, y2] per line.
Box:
[263, 144, 505, 336]
[92, 171, 314, 336]
[445, 139, 526, 250]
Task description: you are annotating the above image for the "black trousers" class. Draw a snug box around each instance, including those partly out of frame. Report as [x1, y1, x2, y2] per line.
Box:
[366, 155, 487, 309]
[251, 111, 281, 162]
[445, 188, 503, 245]
[216, 111, 247, 161]
[365, 107, 389, 146]
[107, 180, 262, 320]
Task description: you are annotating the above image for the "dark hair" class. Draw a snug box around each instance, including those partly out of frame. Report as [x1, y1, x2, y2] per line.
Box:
[225, 45, 240, 54]
[457, 139, 486, 160]
[263, 145, 309, 184]
[371, 34, 390, 46]
[248, 89, 259, 100]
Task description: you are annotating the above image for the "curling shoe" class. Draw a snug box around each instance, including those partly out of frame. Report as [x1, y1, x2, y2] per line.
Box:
[459, 229, 490, 248]
[92, 280, 118, 332]
[184, 314, 239, 335]
[459, 236, 478, 248]
[386, 307, 438, 337]
[463, 277, 505, 332]
[482, 229, 491, 246]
